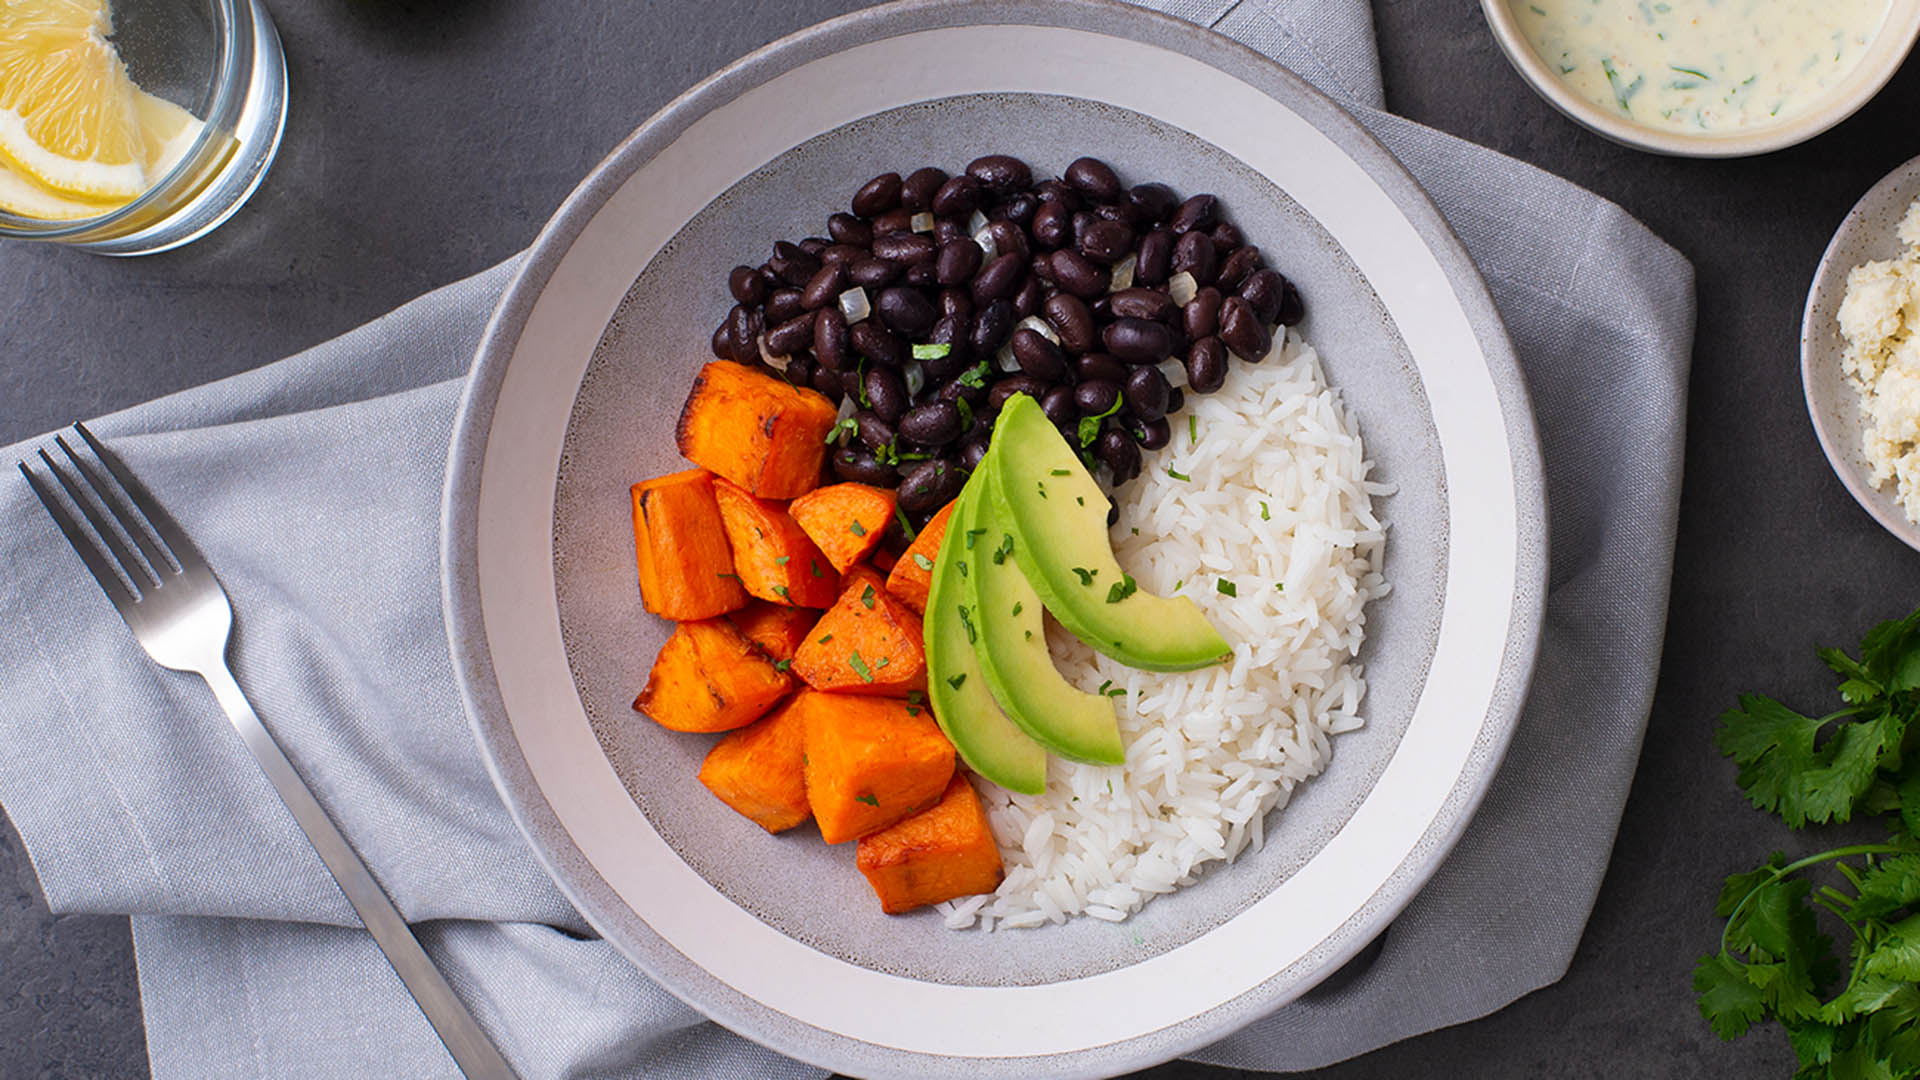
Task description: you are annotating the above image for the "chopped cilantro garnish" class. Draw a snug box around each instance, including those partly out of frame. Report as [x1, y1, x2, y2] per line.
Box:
[855, 793, 879, 807]
[773, 658, 792, 672]
[848, 520, 867, 537]
[811, 558, 823, 578]
[1188, 414, 1198, 442]
[1260, 501, 1271, 521]
[1106, 573, 1137, 604]
[1077, 397, 1123, 447]
[956, 396, 973, 432]
[817, 633, 834, 644]
[772, 584, 791, 600]
[715, 572, 742, 582]
[1071, 567, 1096, 586]
[912, 342, 952, 360]
[957, 605, 976, 644]
[825, 416, 858, 444]
[894, 504, 918, 541]
[907, 690, 925, 705]
[965, 527, 986, 549]
[861, 584, 877, 609]
[1012, 601, 1023, 617]
[848, 650, 874, 683]
[1216, 579, 1237, 597]
[913, 553, 935, 571]
[1037, 480, 1048, 499]
[991, 534, 1013, 566]
[957, 359, 991, 389]
[1167, 467, 1190, 482]
[1050, 468, 1071, 476]
[774, 555, 790, 565]
[947, 673, 967, 690]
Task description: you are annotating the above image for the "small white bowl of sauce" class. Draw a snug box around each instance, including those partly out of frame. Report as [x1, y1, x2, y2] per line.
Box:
[1482, 0, 1920, 156]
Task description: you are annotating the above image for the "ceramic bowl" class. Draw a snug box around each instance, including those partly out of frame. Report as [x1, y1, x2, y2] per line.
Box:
[1480, 0, 1920, 157]
[1803, 154, 1920, 552]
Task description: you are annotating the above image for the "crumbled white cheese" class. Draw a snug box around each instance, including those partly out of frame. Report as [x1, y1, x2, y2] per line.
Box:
[1840, 197, 1920, 522]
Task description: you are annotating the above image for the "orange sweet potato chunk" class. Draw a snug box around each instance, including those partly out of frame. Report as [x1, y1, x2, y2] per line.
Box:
[633, 618, 792, 733]
[711, 477, 840, 608]
[883, 499, 956, 614]
[799, 690, 956, 844]
[727, 600, 820, 663]
[698, 694, 811, 833]
[857, 773, 1006, 913]
[788, 483, 897, 573]
[676, 361, 839, 499]
[789, 567, 927, 696]
[630, 469, 748, 621]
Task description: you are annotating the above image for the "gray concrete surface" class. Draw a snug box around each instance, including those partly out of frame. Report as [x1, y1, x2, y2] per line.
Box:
[5, 0, 1917, 1076]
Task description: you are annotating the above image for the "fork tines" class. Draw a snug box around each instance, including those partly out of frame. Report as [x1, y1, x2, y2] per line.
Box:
[18, 424, 184, 604]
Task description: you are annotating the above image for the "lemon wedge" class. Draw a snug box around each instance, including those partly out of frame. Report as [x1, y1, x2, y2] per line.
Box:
[0, 0, 148, 201]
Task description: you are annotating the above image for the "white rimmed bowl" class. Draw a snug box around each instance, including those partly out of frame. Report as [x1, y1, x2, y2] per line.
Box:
[1803, 154, 1920, 552]
[1480, 0, 1920, 157]
[442, 1, 1548, 1075]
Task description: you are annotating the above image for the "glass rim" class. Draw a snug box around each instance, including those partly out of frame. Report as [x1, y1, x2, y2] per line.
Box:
[0, 0, 247, 240]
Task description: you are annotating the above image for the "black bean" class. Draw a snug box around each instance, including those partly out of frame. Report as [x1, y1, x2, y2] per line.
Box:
[1031, 199, 1073, 250]
[1277, 279, 1305, 326]
[1070, 211, 1097, 250]
[726, 304, 763, 363]
[965, 154, 1031, 193]
[1217, 244, 1263, 291]
[1043, 293, 1096, 353]
[1074, 378, 1121, 417]
[925, 313, 971, 378]
[802, 261, 849, 311]
[1041, 386, 1078, 428]
[939, 376, 988, 405]
[813, 307, 851, 370]
[1096, 429, 1141, 484]
[852, 319, 909, 367]
[989, 375, 1047, 409]
[1049, 249, 1109, 299]
[1064, 156, 1122, 201]
[936, 238, 983, 286]
[1076, 352, 1128, 383]
[904, 262, 938, 288]
[971, 299, 1015, 354]
[1210, 221, 1243, 254]
[1094, 202, 1132, 224]
[900, 400, 963, 445]
[972, 252, 1027, 305]
[899, 456, 964, 513]
[765, 288, 806, 326]
[767, 241, 820, 287]
[711, 318, 734, 361]
[833, 446, 896, 486]
[939, 287, 973, 320]
[1079, 219, 1134, 265]
[934, 217, 966, 244]
[1183, 286, 1223, 340]
[1164, 321, 1190, 360]
[809, 363, 845, 403]
[873, 208, 915, 236]
[1001, 193, 1039, 227]
[1013, 276, 1046, 320]
[958, 434, 991, 471]
[1010, 328, 1067, 380]
[1110, 287, 1176, 323]
[839, 368, 864, 396]
[1135, 416, 1171, 450]
[1090, 295, 1114, 322]
[902, 166, 948, 211]
[931, 175, 983, 218]
[872, 232, 936, 265]
[985, 220, 1029, 263]
[850, 256, 903, 289]
[1034, 179, 1080, 208]
[828, 213, 874, 247]
[798, 237, 830, 256]
[852, 172, 903, 217]
[1172, 230, 1217, 284]
[864, 366, 909, 422]
[1136, 228, 1174, 286]
[1182, 336, 1228, 390]
[1239, 268, 1285, 325]
[756, 264, 782, 292]
[728, 265, 767, 305]
[1219, 296, 1270, 361]
[1165, 386, 1185, 414]
[876, 286, 937, 336]
[1169, 193, 1217, 234]
[1103, 317, 1172, 364]
[1127, 182, 1177, 224]
[1124, 365, 1170, 421]
[821, 243, 866, 265]
[1030, 253, 1056, 283]
[855, 409, 896, 451]
[767, 311, 818, 356]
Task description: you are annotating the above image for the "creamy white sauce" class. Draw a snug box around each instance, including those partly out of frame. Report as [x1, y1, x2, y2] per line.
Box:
[1512, 0, 1891, 132]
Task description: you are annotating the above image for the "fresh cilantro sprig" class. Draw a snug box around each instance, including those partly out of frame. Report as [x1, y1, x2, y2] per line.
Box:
[1697, 608, 1920, 1076]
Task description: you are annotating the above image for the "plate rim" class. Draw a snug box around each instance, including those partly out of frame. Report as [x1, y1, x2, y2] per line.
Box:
[441, 1, 1549, 1074]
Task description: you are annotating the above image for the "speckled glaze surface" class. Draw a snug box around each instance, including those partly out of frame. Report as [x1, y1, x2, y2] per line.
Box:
[442, 1, 1546, 1076]
[1802, 154, 1920, 553]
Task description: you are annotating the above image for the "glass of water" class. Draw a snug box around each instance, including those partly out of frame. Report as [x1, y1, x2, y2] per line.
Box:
[0, 0, 286, 256]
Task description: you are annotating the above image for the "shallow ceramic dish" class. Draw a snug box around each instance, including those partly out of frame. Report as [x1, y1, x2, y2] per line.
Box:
[442, 1, 1547, 1075]
[1480, 0, 1920, 158]
[1803, 154, 1920, 553]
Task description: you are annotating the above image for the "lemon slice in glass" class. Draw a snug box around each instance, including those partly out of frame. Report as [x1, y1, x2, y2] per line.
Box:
[0, 90, 204, 221]
[0, 0, 148, 201]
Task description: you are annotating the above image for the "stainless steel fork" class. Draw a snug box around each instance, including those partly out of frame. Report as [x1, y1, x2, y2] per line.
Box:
[20, 424, 518, 1080]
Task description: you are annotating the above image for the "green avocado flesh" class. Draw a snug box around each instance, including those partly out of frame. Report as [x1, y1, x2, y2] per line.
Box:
[924, 479, 1049, 794]
[967, 449, 1124, 766]
[987, 395, 1232, 673]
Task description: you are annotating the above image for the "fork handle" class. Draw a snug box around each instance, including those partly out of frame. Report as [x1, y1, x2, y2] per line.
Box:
[200, 663, 520, 1080]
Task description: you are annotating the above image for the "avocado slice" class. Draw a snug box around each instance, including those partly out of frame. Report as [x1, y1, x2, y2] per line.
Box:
[987, 395, 1232, 672]
[967, 448, 1125, 765]
[924, 477, 1049, 794]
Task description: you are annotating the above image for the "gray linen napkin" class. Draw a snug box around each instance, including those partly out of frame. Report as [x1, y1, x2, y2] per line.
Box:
[0, 0, 1695, 1076]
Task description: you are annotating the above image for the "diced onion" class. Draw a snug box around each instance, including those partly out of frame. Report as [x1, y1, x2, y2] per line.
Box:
[1168, 270, 1198, 307]
[910, 211, 936, 233]
[904, 360, 926, 398]
[757, 332, 788, 369]
[995, 342, 1022, 373]
[973, 228, 998, 261]
[838, 286, 871, 323]
[1015, 315, 1059, 346]
[1159, 357, 1187, 389]
[967, 210, 990, 236]
[1108, 253, 1137, 293]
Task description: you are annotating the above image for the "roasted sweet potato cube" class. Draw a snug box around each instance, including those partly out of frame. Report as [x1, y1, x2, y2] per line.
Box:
[857, 774, 1005, 913]
[676, 361, 839, 499]
[800, 691, 955, 844]
[711, 477, 840, 608]
[630, 469, 748, 621]
[788, 483, 897, 573]
[698, 694, 811, 833]
[727, 600, 820, 662]
[790, 567, 927, 695]
[884, 499, 956, 614]
[634, 619, 791, 733]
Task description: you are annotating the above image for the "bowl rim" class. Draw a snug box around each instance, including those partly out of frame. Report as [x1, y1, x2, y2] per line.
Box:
[1800, 154, 1920, 553]
[1478, 0, 1920, 158]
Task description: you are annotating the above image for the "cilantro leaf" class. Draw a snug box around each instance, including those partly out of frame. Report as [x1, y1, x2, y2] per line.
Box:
[1695, 952, 1768, 1040]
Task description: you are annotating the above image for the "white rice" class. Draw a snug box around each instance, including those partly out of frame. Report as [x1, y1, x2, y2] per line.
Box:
[938, 328, 1391, 931]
